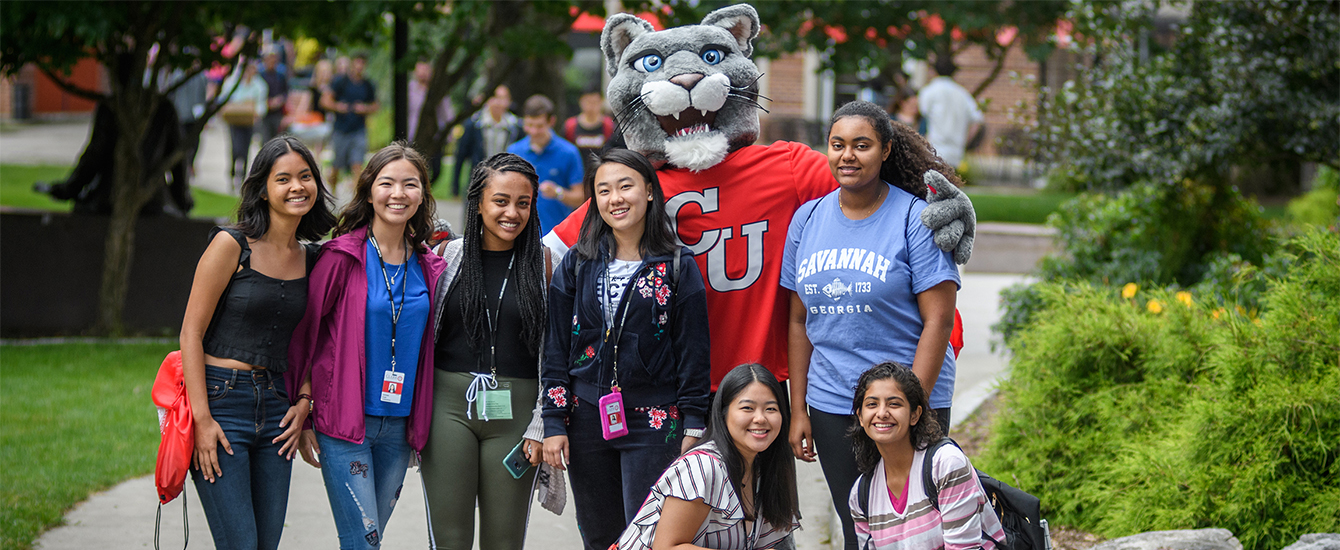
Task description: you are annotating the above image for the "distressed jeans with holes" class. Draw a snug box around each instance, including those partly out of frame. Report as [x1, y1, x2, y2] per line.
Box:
[191, 366, 293, 550]
[315, 415, 413, 550]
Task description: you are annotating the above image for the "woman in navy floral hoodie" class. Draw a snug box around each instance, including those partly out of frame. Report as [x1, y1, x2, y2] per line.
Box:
[541, 149, 710, 550]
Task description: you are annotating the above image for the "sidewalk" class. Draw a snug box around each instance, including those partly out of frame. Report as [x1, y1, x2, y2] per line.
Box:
[32, 273, 1024, 550]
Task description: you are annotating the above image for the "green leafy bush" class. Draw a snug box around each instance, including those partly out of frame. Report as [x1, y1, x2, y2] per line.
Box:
[1286, 165, 1340, 229]
[978, 229, 1340, 550]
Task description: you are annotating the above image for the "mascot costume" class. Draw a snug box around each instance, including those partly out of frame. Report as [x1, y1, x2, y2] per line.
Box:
[543, 4, 975, 389]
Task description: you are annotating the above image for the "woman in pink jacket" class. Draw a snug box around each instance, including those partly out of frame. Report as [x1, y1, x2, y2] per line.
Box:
[287, 142, 446, 549]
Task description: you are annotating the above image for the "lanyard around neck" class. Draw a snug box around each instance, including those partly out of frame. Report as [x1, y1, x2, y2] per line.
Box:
[603, 256, 637, 391]
[369, 235, 409, 373]
[481, 251, 515, 378]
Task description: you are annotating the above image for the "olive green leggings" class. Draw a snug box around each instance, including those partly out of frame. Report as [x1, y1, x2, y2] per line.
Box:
[420, 370, 539, 550]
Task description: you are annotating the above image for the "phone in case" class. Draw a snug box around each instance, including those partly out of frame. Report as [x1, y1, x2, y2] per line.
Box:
[502, 441, 532, 479]
[599, 391, 629, 440]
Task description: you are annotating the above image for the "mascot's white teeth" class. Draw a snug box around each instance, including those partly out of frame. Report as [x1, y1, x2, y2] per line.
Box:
[673, 123, 712, 138]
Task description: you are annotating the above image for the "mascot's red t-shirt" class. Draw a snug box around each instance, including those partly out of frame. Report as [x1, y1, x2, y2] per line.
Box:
[550, 142, 835, 389]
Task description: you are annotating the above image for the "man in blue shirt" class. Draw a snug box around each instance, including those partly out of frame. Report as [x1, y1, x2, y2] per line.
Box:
[322, 52, 379, 192]
[507, 95, 584, 234]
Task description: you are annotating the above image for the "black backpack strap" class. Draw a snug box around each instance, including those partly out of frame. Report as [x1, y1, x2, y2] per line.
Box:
[922, 437, 958, 511]
[208, 226, 251, 269]
[857, 472, 872, 518]
[304, 242, 321, 273]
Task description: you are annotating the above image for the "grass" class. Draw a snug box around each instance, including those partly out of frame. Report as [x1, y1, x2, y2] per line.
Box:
[0, 164, 238, 220]
[0, 342, 172, 550]
[966, 187, 1077, 225]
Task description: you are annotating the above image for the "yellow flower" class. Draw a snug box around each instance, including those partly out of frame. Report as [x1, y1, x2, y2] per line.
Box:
[1147, 299, 1164, 314]
[1252, 318, 1262, 326]
[1176, 291, 1193, 307]
[1212, 308, 1223, 320]
[1122, 283, 1139, 299]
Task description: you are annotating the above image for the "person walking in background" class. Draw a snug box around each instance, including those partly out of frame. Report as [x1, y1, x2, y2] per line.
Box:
[179, 136, 336, 550]
[562, 90, 615, 175]
[541, 149, 711, 550]
[408, 60, 454, 186]
[508, 95, 584, 235]
[453, 85, 520, 197]
[168, 66, 210, 177]
[258, 48, 290, 145]
[421, 153, 550, 550]
[614, 364, 800, 550]
[917, 56, 982, 169]
[847, 363, 1004, 550]
[287, 58, 334, 162]
[323, 52, 379, 193]
[288, 143, 445, 549]
[221, 62, 268, 192]
[782, 101, 961, 550]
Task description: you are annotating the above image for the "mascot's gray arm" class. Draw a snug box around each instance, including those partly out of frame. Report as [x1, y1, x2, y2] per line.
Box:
[920, 170, 975, 265]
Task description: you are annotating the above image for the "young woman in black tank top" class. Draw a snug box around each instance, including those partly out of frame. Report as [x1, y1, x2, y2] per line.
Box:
[178, 136, 335, 550]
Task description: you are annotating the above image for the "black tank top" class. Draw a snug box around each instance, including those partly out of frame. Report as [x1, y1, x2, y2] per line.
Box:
[200, 227, 320, 372]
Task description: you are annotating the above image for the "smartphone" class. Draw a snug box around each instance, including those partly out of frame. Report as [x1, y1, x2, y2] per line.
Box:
[502, 441, 532, 479]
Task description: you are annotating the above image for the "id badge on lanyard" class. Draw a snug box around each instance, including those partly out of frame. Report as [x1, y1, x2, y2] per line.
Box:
[467, 252, 516, 420]
[371, 235, 410, 405]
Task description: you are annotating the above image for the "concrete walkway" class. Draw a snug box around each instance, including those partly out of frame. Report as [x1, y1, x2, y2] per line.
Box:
[8, 119, 1029, 550]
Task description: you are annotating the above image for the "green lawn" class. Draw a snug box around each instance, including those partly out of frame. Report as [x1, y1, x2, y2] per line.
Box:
[0, 164, 238, 220]
[0, 343, 172, 550]
[966, 187, 1077, 225]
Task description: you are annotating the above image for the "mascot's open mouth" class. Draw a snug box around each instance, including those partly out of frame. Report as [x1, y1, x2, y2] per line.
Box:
[658, 109, 718, 139]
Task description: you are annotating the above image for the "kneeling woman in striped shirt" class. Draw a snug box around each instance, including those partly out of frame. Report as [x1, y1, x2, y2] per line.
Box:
[848, 363, 1004, 550]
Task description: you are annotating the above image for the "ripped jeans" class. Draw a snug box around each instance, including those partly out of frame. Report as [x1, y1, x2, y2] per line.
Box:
[315, 416, 413, 549]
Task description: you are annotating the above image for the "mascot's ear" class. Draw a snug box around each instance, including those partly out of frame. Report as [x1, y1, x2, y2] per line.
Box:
[602, 13, 656, 78]
[701, 4, 761, 58]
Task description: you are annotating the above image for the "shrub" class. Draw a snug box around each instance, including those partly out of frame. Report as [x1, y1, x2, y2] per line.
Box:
[1286, 165, 1340, 229]
[978, 228, 1340, 550]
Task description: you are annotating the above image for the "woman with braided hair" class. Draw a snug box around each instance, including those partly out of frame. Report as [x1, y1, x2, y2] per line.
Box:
[420, 152, 552, 550]
[780, 100, 963, 550]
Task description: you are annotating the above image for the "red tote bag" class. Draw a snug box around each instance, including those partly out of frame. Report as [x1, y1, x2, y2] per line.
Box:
[151, 351, 193, 504]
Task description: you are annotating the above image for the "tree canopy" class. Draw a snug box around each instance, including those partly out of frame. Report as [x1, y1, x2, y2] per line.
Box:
[1025, 0, 1340, 191]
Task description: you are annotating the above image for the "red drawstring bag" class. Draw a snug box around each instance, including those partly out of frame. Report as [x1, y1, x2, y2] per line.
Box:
[950, 309, 964, 359]
[152, 351, 193, 504]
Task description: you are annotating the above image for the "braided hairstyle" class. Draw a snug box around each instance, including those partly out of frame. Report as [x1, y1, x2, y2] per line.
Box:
[459, 153, 547, 354]
[830, 100, 964, 199]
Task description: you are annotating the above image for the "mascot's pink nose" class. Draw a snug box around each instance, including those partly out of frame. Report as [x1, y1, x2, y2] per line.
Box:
[670, 73, 705, 90]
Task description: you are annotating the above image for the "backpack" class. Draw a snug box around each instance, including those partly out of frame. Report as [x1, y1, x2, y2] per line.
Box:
[855, 437, 1048, 550]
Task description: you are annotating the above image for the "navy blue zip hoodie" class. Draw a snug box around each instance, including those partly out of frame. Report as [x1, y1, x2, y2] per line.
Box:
[541, 241, 710, 437]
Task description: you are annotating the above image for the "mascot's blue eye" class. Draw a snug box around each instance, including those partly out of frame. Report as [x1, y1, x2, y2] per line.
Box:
[636, 54, 663, 73]
[701, 49, 724, 65]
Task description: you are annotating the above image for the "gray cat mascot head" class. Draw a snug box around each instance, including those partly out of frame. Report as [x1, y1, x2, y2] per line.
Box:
[602, 4, 763, 172]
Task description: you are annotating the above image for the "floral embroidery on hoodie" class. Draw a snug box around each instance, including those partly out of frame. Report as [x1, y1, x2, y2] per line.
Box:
[547, 387, 567, 408]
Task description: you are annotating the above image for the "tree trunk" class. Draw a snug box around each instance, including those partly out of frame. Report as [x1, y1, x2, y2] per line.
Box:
[93, 81, 155, 335]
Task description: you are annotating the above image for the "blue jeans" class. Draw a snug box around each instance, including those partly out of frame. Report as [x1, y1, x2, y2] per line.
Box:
[191, 366, 293, 550]
[316, 415, 413, 549]
[567, 398, 682, 550]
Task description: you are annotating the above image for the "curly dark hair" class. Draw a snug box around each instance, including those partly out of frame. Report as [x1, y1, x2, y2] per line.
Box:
[848, 362, 944, 474]
[459, 153, 547, 353]
[234, 135, 336, 242]
[830, 100, 964, 199]
[333, 142, 436, 252]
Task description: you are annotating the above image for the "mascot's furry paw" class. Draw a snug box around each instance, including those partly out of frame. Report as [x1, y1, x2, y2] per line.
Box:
[920, 170, 975, 265]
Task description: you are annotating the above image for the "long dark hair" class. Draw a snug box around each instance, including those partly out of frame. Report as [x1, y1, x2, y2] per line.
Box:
[573, 148, 679, 261]
[459, 153, 546, 353]
[848, 362, 945, 474]
[234, 135, 335, 241]
[332, 142, 436, 252]
[830, 100, 964, 198]
[698, 364, 799, 529]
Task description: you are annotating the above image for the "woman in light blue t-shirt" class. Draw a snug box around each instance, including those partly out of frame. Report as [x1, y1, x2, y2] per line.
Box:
[778, 100, 963, 550]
